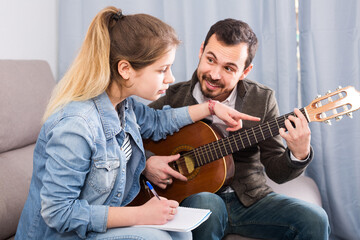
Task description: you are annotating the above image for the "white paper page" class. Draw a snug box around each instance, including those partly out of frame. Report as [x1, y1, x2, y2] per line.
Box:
[134, 206, 212, 232]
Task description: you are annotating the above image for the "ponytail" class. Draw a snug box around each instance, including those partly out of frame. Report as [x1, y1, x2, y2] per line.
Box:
[43, 7, 118, 121]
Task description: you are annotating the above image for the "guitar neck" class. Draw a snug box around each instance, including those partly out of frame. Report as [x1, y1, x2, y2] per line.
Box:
[186, 108, 307, 168]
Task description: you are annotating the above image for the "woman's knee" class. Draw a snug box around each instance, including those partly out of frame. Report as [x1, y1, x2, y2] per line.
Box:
[96, 227, 173, 240]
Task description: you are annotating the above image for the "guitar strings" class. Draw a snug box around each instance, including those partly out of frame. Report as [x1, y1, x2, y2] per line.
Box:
[190, 111, 295, 156]
[174, 121, 277, 169]
[174, 110, 303, 168]
[175, 121, 280, 170]
[176, 111, 297, 167]
[177, 120, 281, 167]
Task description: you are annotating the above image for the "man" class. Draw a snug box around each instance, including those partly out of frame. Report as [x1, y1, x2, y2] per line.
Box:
[143, 18, 330, 239]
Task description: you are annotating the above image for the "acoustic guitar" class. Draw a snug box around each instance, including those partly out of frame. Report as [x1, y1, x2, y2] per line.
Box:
[130, 86, 360, 206]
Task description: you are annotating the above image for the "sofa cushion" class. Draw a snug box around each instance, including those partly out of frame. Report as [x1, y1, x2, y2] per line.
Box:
[0, 144, 35, 240]
[0, 60, 55, 152]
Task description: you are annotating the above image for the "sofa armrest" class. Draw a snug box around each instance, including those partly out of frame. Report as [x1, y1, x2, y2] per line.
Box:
[265, 174, 322, 207]
[0, 60, 55, 240]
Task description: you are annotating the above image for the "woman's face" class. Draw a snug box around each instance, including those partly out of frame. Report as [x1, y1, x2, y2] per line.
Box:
[129, 48, 176, 101]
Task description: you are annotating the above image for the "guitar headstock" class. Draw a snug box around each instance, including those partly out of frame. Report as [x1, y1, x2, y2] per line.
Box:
[305, 86, 360, 124]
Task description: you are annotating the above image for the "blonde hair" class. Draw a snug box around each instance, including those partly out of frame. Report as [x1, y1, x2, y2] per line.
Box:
[43, 6, 180, 122]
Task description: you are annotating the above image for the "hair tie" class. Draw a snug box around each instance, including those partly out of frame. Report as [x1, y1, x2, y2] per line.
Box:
[112, 10, 124, 21]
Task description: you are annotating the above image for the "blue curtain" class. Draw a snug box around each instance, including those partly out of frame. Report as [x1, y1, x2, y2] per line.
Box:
[58, 0, 297, 111]
[299, 0, 360, 239]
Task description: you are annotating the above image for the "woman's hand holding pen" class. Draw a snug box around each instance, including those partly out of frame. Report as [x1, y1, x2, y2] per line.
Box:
[106, 196, 178, 228]
[140, 197, 179, 225]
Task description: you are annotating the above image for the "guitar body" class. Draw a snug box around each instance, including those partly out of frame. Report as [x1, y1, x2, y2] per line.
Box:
[130, 121, 234, 205]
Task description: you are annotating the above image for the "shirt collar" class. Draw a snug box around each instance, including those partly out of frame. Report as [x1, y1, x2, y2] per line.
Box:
[116, 99, 129, 129]
[193, 82, 238, 106]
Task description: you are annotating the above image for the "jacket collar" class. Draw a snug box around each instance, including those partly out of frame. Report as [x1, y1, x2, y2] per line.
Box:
[93, 92, 122, 139]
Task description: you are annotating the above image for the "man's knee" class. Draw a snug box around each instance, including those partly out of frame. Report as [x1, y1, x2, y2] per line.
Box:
[310, 206, 330, 233]
[181, 192, 228, 240]
[181, 192, 225, 209]
[181, 192, 227, 222]
[304, 205, 329, 227]
[298, 204, 330, 239]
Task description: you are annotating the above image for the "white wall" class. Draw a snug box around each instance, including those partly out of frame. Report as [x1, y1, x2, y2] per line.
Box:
[0, 0, 58, 79]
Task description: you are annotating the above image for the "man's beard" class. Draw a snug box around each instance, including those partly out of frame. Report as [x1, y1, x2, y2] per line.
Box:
[201, 74, 227, 99]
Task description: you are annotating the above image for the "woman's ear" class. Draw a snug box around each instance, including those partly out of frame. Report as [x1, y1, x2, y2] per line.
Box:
[117, 60, 131, 80]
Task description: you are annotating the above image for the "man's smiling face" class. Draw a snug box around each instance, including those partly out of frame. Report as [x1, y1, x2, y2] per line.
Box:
[197, 34, 252, 102]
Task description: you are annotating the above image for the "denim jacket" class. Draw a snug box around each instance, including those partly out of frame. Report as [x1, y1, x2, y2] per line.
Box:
[15, 92, 192, 239]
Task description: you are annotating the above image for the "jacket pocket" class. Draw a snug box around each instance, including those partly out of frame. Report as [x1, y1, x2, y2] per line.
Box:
[87, 159, 120, 194]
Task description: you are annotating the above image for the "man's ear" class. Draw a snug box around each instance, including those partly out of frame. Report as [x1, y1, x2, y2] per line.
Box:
[198, 41, 205, 60]
[117, 60, 131, 80]
[240, 64, 253, 80]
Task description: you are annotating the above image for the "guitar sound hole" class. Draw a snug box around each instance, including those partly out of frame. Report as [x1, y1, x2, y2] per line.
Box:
[169, 153, 185, 173]
[170, 161, 179, 172]
[171, 153, 196, 177]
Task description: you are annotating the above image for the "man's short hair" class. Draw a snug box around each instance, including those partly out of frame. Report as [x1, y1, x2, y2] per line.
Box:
[204, 18, 258, 69]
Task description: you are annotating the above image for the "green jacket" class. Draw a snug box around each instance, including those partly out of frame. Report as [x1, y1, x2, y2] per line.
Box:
[149, 71, 312, 207]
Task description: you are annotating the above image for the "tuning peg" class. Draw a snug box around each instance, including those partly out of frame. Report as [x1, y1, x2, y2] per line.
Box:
[335, 116, 343, 121]
[315, 94, 322, 99]
[315, 98, 323, 108]
[324, 120, 332, 125]
[336, 86, 342, 90]
[326, 90, 332, 95]
[342, 104, 351, 117]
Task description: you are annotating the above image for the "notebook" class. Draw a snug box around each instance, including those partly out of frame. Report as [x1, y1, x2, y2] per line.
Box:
[134, 206, 212, 232]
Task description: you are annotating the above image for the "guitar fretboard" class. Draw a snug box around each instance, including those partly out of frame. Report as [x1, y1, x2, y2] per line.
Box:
[182, 108, 307, 168]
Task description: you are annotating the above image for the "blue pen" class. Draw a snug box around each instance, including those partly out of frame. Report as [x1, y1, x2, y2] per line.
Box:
[146, 181, 161, 200]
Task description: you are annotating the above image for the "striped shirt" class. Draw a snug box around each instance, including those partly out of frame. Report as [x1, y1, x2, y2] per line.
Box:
[121, 133, 132, 162]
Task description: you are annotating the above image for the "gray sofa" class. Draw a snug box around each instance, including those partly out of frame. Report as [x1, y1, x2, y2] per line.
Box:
[0, 60, 55, 240]
[0, 60, 322, 240]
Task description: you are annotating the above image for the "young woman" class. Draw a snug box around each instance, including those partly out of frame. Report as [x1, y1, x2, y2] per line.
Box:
[15, 6, 259, 240]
